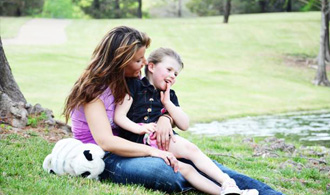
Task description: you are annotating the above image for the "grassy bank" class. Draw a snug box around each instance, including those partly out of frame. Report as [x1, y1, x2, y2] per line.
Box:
[1, 12, 330, 122]
[1, 132, 329, 195]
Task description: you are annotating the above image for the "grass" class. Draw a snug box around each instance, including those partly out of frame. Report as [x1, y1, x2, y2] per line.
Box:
[0, 134, 163, 195]
[1, 12, 330, 194]
[0, 17, 31, 38]
[1, 132, 329, 195]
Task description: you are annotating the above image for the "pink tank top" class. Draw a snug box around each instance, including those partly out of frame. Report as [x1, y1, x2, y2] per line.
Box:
[71, 87, 119, 144]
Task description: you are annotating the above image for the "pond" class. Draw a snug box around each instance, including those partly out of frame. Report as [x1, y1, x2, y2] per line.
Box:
[189, 110, 330, 148]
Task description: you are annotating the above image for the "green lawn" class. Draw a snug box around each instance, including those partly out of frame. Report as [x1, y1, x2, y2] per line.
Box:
[0, 17, 31, 38]
[1, 12, 330, 195]
[1, 132, 329, 195]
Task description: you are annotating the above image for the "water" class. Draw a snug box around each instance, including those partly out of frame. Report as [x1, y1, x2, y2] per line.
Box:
[189, 110, 330, 148]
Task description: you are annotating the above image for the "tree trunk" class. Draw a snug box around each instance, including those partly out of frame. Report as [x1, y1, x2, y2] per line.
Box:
[259, 0, 267, 13]
[325, 7, 330, 61]
[314, 0, 330, 86]
[316, 0, 330, 62]
[178, 0, 182, 17]
[114, 0, 120, 18]
[0, 37, 28, 128]
[92, 0, 101, 18]
[0, 38, 70, 130]
[137, 0, 142, 18]
[286, 0, 292, 12]
[223, 0, 231, 23]
[0, 38, 26, 103]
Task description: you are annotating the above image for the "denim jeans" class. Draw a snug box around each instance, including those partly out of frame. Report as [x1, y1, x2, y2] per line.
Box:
[99, 153, 283, 195]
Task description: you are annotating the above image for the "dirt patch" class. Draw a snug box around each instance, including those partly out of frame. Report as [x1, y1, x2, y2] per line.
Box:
[243, 137, 330, 174]
[284, 55, 330, 71]
[0, 124, 72, 143]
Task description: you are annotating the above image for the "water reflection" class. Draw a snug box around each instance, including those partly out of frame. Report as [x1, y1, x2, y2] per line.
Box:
[189, 110, 330, 148]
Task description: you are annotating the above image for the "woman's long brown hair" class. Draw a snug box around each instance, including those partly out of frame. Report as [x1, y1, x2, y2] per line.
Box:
[63, 26, 151, 123]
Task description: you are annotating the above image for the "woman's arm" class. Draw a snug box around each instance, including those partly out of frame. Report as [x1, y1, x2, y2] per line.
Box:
[84, 98, 178, 171]
[160, 83, 189, 131]
[114, 94, 156, 135]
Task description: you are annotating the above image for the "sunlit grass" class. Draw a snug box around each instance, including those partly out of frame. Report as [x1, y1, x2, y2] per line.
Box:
[0, 134, 164, 195]
[1, 132, 329, 195]
[0, 17, 31, 38]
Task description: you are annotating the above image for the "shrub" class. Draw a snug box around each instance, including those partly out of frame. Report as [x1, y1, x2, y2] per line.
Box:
[42, 0, 87, 18]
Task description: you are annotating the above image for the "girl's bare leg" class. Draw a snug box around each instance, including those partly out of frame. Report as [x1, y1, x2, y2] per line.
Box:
[169, 135, 231, 185]
[178, 161, 221, 195]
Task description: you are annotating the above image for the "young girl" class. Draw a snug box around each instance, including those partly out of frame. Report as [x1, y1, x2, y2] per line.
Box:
[114, 48, 259, 195]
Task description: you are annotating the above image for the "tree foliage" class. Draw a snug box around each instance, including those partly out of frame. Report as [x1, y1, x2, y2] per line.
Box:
[186, 0, 222, 16]
[73, 0, 142, 18]
[186, 0, 319, 16]
[42, 0, 87, 18]
[0, 0, 324, 18]
[0, 0, 44, 16]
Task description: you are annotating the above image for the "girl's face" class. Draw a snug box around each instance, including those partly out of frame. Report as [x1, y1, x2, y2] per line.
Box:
[124, 46, 147, 77]
[148, 56, 181, 91]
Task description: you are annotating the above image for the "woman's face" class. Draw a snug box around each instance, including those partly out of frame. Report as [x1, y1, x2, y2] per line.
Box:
[124, 46, 147, 77]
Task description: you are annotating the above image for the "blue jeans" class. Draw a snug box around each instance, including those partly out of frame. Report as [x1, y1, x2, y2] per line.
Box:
[99, 153, 283, 195]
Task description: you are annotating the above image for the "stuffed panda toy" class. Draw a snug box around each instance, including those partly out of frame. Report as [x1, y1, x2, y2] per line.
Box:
[43, 138, 105, 180]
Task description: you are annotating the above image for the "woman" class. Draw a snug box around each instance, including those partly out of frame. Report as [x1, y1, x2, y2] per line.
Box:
[63, 26, 282, 195]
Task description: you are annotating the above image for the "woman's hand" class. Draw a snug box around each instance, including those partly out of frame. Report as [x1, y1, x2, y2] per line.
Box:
[149, 148, 179, 173]
[152, 116, 176, 151]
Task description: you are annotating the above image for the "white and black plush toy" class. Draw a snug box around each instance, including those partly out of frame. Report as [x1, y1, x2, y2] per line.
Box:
[43, 138, 105, 180]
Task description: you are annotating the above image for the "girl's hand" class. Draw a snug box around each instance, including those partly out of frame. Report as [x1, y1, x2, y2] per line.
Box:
[160, 82, 171, 106]
[139, 123, 157, 135]
[149, 149, 179, 173]
[152, 116, 176, 151]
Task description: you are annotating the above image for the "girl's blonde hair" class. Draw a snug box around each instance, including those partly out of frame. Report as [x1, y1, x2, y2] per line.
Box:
[145, 47, 183, 78]
[63, 26, 151, 123]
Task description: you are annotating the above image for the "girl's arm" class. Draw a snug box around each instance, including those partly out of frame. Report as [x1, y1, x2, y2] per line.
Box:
[114, 94, 156, 135]
[160, 83, 189, 131]
[84, 98, 179, 172]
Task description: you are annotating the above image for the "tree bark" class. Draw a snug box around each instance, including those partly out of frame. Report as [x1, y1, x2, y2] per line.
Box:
[0, 37, 29, 128]
[178, 0, 182, 17]
[259, 0, 267, 13]
[325, 7, 330, 61]
[0, 37, 69, 129]
[314, 0, 330, 86]
[316, 1, 330, 62]
[286, 0, 292, 12]
[223, 0, 231, 23]
[137, 0, 142, 18]
[0, 37, 26, 103]
[114, 0, 120, 18]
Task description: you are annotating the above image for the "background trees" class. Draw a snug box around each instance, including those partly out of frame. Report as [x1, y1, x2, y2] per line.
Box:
[0, 0, 321, 19]
[0, 0, 44, 16]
